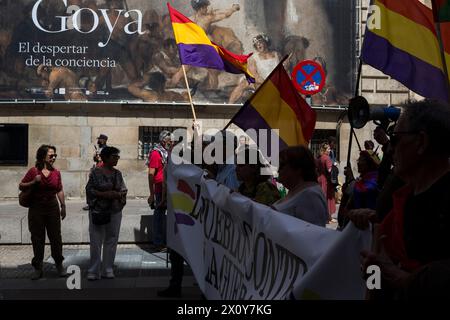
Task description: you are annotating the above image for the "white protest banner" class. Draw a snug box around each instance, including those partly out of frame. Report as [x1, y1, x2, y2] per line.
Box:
[166, 158, 371, 300]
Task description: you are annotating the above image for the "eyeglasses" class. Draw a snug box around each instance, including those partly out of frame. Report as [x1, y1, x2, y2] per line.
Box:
[389, 131, 419, 147]
[111, 154, 120, 159]
[48, 154, 57, 159]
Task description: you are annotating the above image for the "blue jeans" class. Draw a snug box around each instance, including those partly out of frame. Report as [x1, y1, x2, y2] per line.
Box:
[152, 192, 166, 246]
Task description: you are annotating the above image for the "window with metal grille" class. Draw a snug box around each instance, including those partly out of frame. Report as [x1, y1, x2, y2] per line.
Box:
[138, 126, 185, 160]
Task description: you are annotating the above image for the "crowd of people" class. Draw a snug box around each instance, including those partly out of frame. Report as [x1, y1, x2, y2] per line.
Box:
[17, 98, 450, 300]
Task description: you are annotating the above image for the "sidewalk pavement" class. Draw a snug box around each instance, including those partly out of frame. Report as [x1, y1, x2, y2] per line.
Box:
[0, 199, 338, 299]
[0, 244, 202, 300]
[0, 199, 338, 244]
[0, 199, 154, 244]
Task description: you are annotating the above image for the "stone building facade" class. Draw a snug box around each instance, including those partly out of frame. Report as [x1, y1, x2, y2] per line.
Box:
[0, 0, 426, 200]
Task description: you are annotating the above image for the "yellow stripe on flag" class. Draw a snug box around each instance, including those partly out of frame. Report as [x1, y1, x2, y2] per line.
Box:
[172, 22, 217, 48]
[373, 0, 444, 71]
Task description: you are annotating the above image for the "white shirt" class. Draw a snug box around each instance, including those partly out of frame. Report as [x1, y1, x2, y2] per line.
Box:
[253, 52, 280, 79]
[273, 184, 328, 227]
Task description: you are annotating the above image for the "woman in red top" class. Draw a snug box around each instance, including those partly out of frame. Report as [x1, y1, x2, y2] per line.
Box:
[317, 143, 336, 222]
[19, 145, 66, 280]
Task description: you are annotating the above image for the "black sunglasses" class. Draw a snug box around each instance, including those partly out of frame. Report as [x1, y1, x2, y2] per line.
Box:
[49, 154, 57, 159]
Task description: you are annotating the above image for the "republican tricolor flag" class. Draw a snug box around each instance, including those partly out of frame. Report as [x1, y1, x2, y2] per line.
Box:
[167, 3, 255, 83]
[362, 0, 450, 103]
[229, 60, 316, 150]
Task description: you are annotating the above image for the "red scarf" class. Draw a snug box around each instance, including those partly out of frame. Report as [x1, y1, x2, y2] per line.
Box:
[378, 185, 422, 272]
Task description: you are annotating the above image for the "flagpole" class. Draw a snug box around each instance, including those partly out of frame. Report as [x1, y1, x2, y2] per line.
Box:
[435, 21, 450, 100]
[181, 64, 198, 122]
[345, 58, 363, 178]
[223, 54, 290, 130]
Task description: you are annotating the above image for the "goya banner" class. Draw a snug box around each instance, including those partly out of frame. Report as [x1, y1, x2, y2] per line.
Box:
[0, 0, 355, 104]
[166, 158, 371, 300]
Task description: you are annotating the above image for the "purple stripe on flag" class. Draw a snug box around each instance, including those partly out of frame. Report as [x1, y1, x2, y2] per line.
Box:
[362, 31, 449, 102]
[178, 43, 225, 70]
[232, 103, 288, 153]
[174, 213, 195, 226]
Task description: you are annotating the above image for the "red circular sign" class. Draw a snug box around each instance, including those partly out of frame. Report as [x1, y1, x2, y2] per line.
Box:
[291, 60, 326, 95]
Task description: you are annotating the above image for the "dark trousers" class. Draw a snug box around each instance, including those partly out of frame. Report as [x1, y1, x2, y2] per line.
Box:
[152, 192, 167, 246]
[28, 199, 64, 269]
[169, 249, 184, 289]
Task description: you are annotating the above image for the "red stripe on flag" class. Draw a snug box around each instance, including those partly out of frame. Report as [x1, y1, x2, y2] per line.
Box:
[216, 44, 252, 64]
[167, 3, 194, 24]
[442, 22, 450, 54]
[377, 0, 436, 34]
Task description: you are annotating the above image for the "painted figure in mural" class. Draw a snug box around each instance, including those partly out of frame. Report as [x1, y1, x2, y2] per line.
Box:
[3, 2, 43, 93]
[168, 0, 242, 90]
[128, 71, 188, 102]
[282, 35, 310, 74]
[228, 34, 280, 104]
[310, 56, 348, 105]
[36, 64, 86, 101]
[95, 0, 138, 90]
[130, 22, 161, 77]
[149, 38, 180, 78]
[190, 0, 240, 31]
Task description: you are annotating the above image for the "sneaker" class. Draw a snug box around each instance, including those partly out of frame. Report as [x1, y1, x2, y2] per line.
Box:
[82, 205, 90, 211]
[102, 271, 115, 279]
[56, 264, 67, 277]
[157, 286, 181, 298]
[87, 273, 100, 281]
[31, 269, 43, 280]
